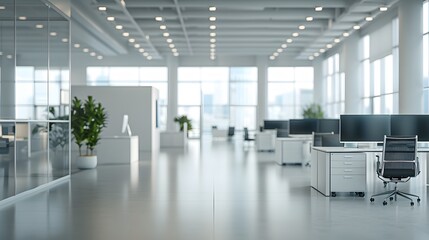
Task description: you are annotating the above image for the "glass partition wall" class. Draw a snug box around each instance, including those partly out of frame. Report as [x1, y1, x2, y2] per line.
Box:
[0, 0, 70, 201]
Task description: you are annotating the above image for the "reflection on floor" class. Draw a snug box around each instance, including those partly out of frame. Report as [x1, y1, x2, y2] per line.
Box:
[0, 137, 428, 240]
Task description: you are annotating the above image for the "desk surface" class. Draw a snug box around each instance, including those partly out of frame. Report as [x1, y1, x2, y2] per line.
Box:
[313, 146, 429, 153]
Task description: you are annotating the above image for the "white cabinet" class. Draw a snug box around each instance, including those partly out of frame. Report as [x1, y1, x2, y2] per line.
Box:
[311, 148, 366, 197]
[275, 137, 312, 165]
[160, 131, 187, 148]
[255, 131, 276, 151]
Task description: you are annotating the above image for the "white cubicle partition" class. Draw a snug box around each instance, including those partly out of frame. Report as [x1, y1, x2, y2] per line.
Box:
[255, 130, 276, 151]
[275, 136, 312, 165]
[97, 136, 139, 164]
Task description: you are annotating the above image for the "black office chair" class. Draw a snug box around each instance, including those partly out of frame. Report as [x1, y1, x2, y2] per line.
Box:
[243, 128, 255, 143]
[228, 127, 235, 137]
[369, 135, 421, 206]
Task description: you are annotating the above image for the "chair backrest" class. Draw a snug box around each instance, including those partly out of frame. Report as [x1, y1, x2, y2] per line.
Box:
[228, 127, 235, 136]
[244, 128, 249, 140]
[381, 135, 418, 178]
[313, 132, 342, 147]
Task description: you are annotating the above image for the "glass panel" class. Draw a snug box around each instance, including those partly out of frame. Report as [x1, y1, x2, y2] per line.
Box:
[267, 106, 295, 119]
[49, 122, 69, 180]
[372, 60, 381, 96]
[87, 67, 109, 83]
[201, 67, 228, 81]
[424, 90, 429, 113]
[424, 2, 428, 34]
[0, 122, 15, 200]
[267, 83, 294, 105]
[202, 82, 228, 105]
[16, 122, 48, 194]
[202, 105, 229, 132]
[178, 67, 201, 81]
[363, 60, 371, 97]
[373, 97, 381, 114]
[384, 55, 393, 94]
[178, 82, 201, 105]
[230, 107, 256, 131]
[230, 82, 257, 105]
[230, 67, 257, 81]
[158, 106, 167, 131]
[295, 67, 313, 82]
[139, 67, 167, 81]
[267, 67, 294, 81]
[109, 67, 139, 81]
[424, 35, 429, 86]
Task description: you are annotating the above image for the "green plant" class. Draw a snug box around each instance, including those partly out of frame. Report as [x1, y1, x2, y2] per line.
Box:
[71, 96, 108, 156]
[174, 115, 193, 132]
[302, 103, 324, 119]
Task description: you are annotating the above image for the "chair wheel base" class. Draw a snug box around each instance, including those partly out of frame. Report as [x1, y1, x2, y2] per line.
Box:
[370, 198, 374, 202]
[383, 201, 387, 206]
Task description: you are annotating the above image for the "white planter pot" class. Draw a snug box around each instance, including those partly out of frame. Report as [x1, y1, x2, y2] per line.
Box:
[77, 155, 97, 169]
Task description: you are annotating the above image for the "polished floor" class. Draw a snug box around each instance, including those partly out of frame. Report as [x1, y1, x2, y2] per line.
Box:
[0, 137, 429, 240]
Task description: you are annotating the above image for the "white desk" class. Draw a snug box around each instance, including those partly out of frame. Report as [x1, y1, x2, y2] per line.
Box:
[275, 136, 312, 165]
[212, 129, 228, 138]
[97, 136, 139, 164]
[311, 146, 429, 197]
[255, 131, 276, 151]
[160, 131, 187, 148]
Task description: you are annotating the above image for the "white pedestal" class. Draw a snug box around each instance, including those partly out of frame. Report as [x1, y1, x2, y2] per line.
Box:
[275, 136, 312, 165]
[160, 131, 187, 148]
[97, 136, 139, 164]
[255, 131, 276, 151]
[212, 129, 228, 138]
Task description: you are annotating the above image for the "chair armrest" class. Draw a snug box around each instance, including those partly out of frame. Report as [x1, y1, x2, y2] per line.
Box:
[375, 155, 381, 176]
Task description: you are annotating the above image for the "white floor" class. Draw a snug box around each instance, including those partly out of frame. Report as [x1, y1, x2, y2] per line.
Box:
[0, 137, 428, 240]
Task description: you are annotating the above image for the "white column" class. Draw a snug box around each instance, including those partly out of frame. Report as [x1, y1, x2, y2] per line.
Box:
[256, 57, 267, 129]
[343, 34, 362, 113]
[398, 0, 423, 113]
[313, 58, 324, 105]
[166, 56, 178, 131]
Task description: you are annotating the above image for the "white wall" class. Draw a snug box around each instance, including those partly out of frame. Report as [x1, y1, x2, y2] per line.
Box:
[71, 86, 159, 152]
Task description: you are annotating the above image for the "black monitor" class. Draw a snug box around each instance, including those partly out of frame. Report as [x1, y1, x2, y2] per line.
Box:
[289, 119, 318, 135]
[391, 115, 429, 141]
[340, 115, 391, 142]
[318, 119, 339, 134]
[263, 120, 289, 137]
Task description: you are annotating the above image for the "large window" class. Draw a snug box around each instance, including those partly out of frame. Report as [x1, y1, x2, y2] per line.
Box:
[323, 54, 344, 117]
[361, 18, 399, 114]
[86, 67, 168, 130]
[16, 67, 69, 119]
[267, 67, 313, 119]
[178, 67, 257, 138]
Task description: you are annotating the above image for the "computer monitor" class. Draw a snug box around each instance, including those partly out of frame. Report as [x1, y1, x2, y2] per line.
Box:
[289, 119, 318, 135]
[391, 115, 429, 141]
[340, 114, 391, 142]
[318, 119, 339, 134]
[121, 115, 132, 137]
[263, 120, 289, 137]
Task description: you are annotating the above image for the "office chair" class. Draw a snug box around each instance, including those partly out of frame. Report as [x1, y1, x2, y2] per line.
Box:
[228, 127, 235, 137]
[369, 136, 421, 206]
[243, 128, 255, 143]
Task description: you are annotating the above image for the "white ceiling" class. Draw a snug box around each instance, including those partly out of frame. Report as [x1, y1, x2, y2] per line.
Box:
[70, 0, 399, 61]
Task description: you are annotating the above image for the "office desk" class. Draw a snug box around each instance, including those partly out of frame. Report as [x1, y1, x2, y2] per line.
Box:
[311, 147, 429, 197]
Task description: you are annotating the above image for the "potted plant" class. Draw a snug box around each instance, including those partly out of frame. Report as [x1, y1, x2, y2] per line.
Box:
[302, 103, 324, 119]
[174, 115, 193, 133]
[71, 96, 107, 169]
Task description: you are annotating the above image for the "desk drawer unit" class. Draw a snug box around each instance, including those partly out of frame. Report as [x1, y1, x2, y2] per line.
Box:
[330, 153, 366, 197]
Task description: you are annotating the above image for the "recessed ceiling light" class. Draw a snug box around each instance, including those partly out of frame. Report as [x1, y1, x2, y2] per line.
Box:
[122, 32, 130, 37]
[210, 44, 216, 48]
[163, 32, 170, 37]
[309, 56, 314, 60]
[90, 52, 96, 57]
[97, 56, 103, 60]
[343, 32, 350, 37]
[286, 38, 293, 43]
[306, 16, 313, 22]
[160, 25, 167, 30]
[61, 38, 68, 43]
[18, 16, 27, 21]
[314, 52, 320, 57]
[83, 48, 89, 53]
[365, 16, 373, 22]
[166, 38, 173, 43]
[107, 16, 115, 21]
[50, 32, 57, 36]
[380, 6, 388, 12]
[0, 6, 6, 10]
[353, 25, 361, 30]
[281, 44, 287, 48]
[210, 38, 216, 43]
[139, 48, 145, 53]
[326, 44, 332, 48]
[315, 6, 323, 11]
[173, 52, 179, 56]
[35, 24, 44, 29]
[134, 44, 140, 48]
[169, 44, 175, 48]
[209, 6, 216, 11]
[298, 25, 305, 30]
[172, 48, 178, 53]
[143, 52, 149, 56]
[155, 16, 163, 22]
[73, 43, 80, 48]
[211, 56, 216, 60]
[210, 48, 215, 52]
[334, 38, 341, 43]
[277, 48, 283, 53]
[128, 38, 135, 43]
[319, 49, 325, 53]
[269, 56, 275, 60]
[273, 52, 279, 56]
[115, 25, 123, 30]
[209, 16, 216, 21]
[209, 25, 216, 30]
[98, 6, 107, 11]
[292, 32, 299, 37]
[6, 55, 13, 59]
[210, 32, 216, 37]
[147, 56, 153, 60]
